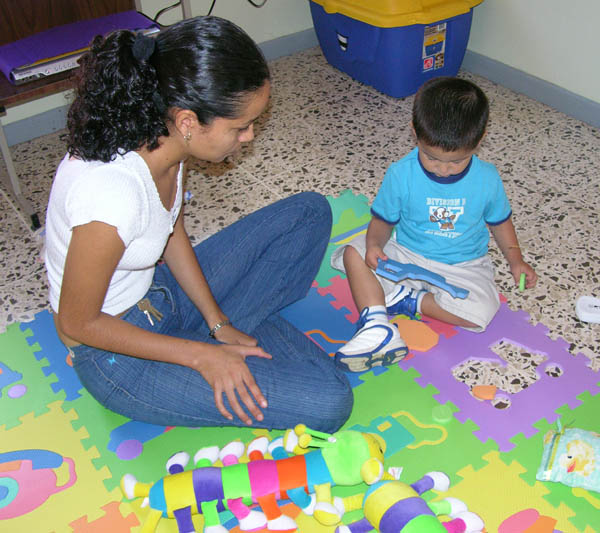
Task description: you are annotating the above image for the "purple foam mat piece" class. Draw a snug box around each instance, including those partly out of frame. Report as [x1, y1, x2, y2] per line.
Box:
[400, 302, 600, 451]
[0, 11, 157, 83]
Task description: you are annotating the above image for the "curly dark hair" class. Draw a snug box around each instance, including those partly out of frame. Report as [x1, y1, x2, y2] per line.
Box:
[67, 16, 270, 162]
[412, 77, 489, 152]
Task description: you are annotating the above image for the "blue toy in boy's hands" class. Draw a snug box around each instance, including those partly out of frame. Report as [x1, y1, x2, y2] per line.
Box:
[376, 259, 469, 299]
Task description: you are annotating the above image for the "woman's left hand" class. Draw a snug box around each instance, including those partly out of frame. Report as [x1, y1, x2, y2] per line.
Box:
[214, 324, 258, 347]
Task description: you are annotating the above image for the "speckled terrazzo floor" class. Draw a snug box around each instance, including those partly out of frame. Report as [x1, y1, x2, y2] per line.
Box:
[1, 47, 598, 374]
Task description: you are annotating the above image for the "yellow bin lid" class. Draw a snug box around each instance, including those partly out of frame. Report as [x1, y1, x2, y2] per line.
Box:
[311, 0, 484, 28]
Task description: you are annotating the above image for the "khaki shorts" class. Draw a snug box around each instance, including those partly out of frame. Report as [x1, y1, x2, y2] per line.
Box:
[330, 236, 500, 332]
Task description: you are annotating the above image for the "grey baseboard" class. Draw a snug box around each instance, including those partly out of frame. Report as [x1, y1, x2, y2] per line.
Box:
[260, 27, 318, 61]
[4, 104, 70, 147]
[462, 50, 600, 129]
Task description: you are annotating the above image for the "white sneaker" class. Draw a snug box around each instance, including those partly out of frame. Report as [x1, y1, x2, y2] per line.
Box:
[335, 307, 408, 372]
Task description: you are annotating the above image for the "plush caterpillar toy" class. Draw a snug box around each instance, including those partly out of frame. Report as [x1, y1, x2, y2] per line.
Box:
[335, 472, 484, 533]
[121, 424, 398, 532]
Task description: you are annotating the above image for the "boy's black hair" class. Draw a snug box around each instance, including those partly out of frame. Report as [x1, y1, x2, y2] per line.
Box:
[412, 77, 489, 151]
[67, 16, 270, 162]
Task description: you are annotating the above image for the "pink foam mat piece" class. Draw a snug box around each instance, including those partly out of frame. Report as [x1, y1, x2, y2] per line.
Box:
[399, 302, 600, 451]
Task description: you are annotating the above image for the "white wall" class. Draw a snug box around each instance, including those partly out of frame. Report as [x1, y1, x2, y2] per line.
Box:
[141, 0, 313, 42]
[1, 0, 314, 126]
[467, 0, 599, 104]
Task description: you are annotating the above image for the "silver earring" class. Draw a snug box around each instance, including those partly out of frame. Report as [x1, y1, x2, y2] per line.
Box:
[184, 131, 192, 143]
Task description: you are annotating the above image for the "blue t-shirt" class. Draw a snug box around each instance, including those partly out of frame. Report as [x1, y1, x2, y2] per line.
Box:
[371, 147, 511, 264]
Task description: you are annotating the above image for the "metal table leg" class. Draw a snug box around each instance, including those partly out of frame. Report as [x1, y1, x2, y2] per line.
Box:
[0, 119, 41, 229]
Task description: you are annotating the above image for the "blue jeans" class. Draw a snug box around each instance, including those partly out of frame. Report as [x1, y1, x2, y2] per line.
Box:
[71, 192, 353, 432]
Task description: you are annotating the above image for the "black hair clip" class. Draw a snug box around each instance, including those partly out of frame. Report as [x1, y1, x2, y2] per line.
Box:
[132, 32, 156, 61]
[152, 91, 167, 114]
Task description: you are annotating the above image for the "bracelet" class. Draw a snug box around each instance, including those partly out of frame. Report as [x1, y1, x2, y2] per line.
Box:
[507, 245, 521, 250]
[209, 319, 231, 338]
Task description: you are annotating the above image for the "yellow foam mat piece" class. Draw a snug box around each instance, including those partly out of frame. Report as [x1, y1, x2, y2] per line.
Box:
[437, 450, 577, 532]
[1, 401, 129, 532]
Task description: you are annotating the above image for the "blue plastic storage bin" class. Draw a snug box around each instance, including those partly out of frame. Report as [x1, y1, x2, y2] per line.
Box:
[309, 0, 482, 98]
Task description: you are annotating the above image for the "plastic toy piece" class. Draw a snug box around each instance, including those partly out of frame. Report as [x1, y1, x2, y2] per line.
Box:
[432, 404, 453, 424]
[575, 295, 600, 323]
[519, 273, 526, 292]
[472, 385, 497, 401]
[376, 259, 469, 299]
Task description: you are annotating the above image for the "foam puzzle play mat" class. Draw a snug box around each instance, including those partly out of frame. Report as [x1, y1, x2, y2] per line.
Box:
[1, 190, 599, 532]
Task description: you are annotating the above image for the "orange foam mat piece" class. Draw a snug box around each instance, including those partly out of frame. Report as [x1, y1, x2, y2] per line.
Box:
[392, 317, 440, 352]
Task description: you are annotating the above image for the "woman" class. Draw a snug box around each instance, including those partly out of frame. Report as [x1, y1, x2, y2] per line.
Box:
[44, 16, 352, 431]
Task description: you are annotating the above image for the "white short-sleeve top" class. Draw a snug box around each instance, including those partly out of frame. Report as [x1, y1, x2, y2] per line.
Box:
[44, 151, 183, 315]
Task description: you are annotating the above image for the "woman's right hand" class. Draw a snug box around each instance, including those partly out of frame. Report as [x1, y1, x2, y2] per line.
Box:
[192, 343, 271, 425]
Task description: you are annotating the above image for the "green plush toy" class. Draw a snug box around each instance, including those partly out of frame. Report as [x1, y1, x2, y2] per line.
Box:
[281, 423, 399, 526]
[121, 424, 398, 532]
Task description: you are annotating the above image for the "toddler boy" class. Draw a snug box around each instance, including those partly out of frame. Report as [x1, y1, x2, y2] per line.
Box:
[332, 77, 538, 372]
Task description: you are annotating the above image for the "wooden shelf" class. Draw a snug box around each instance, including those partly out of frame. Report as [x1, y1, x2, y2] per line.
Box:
[0, 70, 75, 111]
[0, 0, 139, 229]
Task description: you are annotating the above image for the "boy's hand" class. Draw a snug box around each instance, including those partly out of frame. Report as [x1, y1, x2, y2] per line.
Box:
[365, 246, 388, 270]
[510, 260, 538, 289]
